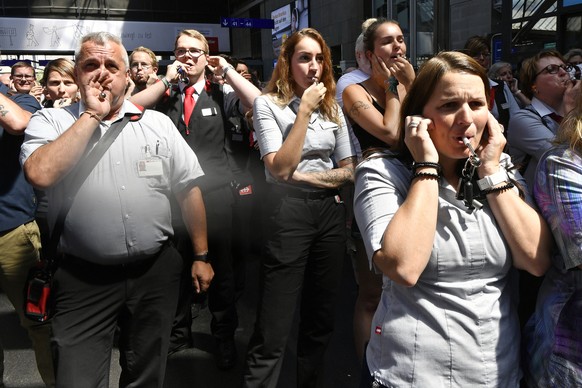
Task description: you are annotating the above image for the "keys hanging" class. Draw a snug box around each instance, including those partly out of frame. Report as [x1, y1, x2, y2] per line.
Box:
[456, 137, 484, 212]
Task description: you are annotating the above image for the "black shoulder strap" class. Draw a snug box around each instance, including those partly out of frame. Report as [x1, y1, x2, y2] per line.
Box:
[47, 110, 144, 259]
[493, 84, 510, 128]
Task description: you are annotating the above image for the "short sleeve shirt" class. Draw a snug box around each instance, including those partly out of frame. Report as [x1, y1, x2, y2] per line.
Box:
[252, 94, 355, 186]
[353, 151, 528, 387]
[20, 100, 204, 264]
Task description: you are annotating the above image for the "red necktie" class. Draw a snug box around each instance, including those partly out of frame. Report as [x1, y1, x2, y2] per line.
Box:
[549, 113, 563, 124]
[183, 86, 195, 130]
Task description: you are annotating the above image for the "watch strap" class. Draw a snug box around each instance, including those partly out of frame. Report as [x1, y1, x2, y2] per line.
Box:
[477, 169, 509, 191]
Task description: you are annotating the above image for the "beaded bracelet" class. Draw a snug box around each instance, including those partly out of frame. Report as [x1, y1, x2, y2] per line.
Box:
[412, 161, 442, 175]
[481, 182, 515, 195]
[81, 110, 101, 123]
[411, 172, 440, 182]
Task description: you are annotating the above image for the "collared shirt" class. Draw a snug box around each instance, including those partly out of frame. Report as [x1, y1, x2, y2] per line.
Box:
[252, 94, 356, 187]
[20, 100, 204, 264]
[353, 151, 528, 387]
[508, 97, 560, 190]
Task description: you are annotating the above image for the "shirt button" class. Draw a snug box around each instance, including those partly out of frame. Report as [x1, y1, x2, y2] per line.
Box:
[128, 241, 134, 247]
[125, 214, 129, 219]
[116, 161, 121, 165]
[121, 185, 126, 190]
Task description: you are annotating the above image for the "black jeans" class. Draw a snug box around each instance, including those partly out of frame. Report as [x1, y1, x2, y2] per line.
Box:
[243, 190, 346, 388]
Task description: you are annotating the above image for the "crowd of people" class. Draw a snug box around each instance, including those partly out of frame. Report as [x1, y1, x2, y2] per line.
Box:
[0, 18, 581, 388]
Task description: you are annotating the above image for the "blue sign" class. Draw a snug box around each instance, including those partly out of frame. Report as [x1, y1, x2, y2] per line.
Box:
[564, 0, 582, 6]
[220, 17, 274, 29]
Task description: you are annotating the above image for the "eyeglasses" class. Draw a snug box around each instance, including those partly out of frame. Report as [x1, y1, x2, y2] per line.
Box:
[12, 74, 34, 80]
[535, 64, 572, 77]
[472, 52, 490, 59]
[130, 63, 153, 70]
[174, 47, 207, 59]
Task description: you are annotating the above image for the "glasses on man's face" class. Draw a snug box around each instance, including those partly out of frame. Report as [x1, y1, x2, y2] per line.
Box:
[12, 74, 34, 81]
[174, 47, 207, 59]
[130, 63, 152, 70]
[535, 64, 572, 77]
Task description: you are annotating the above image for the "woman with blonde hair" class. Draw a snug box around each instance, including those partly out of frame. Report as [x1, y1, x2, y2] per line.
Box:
[242, 28, 356, 388]
[525, 81, 582, 388]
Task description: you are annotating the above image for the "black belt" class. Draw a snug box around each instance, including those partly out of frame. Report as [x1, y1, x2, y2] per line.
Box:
[60, 240, 171, 269]
[273, 185, 339, 200]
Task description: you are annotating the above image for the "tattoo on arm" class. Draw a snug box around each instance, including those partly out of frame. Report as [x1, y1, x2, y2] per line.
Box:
[310, 157, 356, 187]
[0, 104, 8, 117]
[349, 101, 370, 119]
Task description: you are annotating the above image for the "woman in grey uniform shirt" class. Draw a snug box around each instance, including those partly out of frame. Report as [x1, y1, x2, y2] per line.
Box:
[242, 28, 356, 388]
[354, 51, 553, 387]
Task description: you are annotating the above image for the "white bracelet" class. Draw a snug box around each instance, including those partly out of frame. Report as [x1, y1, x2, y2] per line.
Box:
[477, 169, 510, 191]
[513, 89, 521, 95]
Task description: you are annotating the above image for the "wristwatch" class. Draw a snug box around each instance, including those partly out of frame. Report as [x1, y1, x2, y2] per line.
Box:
[477, 169, 510, 191]
[222, 65, 235, 78]
[193, 252, 210, 263]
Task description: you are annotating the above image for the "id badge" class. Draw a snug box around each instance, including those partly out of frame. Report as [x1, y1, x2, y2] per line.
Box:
[137, 158, 163, 177]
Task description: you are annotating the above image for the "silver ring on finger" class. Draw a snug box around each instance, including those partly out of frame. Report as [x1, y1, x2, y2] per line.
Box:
[408, 121, 420, 129]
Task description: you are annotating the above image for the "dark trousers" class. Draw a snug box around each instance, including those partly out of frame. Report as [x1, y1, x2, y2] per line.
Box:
[231, 186, 255, 301]
[170, 184, 237, 348]
[243, 192, 346, 388]
[51, 243, 182, 388]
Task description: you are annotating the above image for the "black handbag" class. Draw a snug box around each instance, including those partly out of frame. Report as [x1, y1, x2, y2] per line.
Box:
[24, 111, 140, 322]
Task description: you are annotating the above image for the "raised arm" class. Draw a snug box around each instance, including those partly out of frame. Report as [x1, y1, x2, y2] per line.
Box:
[371, 116, 439, 286]
[480, 115, 552, 276]
[24, 69, 113, 189]
[0, 92, 35, 135]
[207, 56, 261, 111]
[129, 60, 181, 108]
[259, 82, 326, 182]
[343, 83, 400, 146]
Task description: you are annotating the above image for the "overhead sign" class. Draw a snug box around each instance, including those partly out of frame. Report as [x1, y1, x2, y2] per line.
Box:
[220, 17, 274, 29]
[0, 17, 231, 53]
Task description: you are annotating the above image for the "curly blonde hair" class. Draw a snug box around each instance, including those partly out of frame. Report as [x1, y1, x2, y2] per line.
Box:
[263, 28, 340, 126]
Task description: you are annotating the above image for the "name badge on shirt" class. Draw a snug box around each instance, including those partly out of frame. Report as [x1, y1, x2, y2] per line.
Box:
[137, 158, 163, 177]
[137, 144, 163, 177]
[201, 107, 218, 117]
